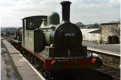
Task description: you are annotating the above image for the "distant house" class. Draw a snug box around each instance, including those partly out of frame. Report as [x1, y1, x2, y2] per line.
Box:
[89, 29, 101, 42]
[81, 28, 101, 42]
[101, 21, 120, 44]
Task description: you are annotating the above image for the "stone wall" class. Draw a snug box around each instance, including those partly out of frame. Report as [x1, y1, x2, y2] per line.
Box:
[101, 23, 120, 43]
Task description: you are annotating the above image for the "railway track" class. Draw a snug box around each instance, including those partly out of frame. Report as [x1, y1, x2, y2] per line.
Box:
[87, 47, 120, 69]
[85, 68, 120, 80]
[3, 36, 120, 80]
[2, 35, 14, 42]
[87, 47, 120, 80]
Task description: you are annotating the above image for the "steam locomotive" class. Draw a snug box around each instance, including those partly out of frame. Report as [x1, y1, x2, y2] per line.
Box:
[11, 1, 102, 78]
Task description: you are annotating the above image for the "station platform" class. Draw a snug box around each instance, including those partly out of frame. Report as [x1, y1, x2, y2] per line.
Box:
[1, 38, 45, 80]
[82, 41, 120, 55]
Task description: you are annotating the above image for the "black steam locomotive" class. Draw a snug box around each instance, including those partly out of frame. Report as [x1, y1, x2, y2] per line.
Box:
[11, 1, 102, 78]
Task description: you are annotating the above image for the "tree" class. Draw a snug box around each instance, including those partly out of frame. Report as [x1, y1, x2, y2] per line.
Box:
[93, 23, 100, 28]
[75, 22, 84, 28]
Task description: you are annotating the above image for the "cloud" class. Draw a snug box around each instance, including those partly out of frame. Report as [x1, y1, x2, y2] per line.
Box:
[0, 0, 120, 27]
[70, 0, 120, 23]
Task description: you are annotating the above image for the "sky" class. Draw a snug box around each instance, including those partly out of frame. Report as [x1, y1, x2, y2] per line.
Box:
[0, 0, 120, 27]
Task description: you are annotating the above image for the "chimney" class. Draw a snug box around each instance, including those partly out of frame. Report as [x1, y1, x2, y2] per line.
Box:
[60, 1, 71, 22]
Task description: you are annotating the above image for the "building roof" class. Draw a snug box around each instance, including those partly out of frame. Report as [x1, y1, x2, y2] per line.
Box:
[101, 21, 120, 25]
[89, 29, 101, 33]
[22, 15, 47, 20]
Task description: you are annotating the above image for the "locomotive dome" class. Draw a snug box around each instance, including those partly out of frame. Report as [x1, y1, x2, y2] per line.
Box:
[48, 12, 60, 25]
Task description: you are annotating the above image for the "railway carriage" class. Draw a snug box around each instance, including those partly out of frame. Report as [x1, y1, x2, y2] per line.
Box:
[11, 27, 22, 50]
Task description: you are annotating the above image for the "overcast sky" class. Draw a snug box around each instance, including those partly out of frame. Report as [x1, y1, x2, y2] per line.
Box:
[0, 0, 120, 27]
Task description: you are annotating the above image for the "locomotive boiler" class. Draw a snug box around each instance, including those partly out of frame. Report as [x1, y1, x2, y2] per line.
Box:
[12, 1, 103, 78]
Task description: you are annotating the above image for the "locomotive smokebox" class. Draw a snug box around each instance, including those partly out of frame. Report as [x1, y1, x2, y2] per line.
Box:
[60, 1, 71, 22]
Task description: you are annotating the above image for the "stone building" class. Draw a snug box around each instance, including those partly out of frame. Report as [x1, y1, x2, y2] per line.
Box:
[101, 22, 120, 44]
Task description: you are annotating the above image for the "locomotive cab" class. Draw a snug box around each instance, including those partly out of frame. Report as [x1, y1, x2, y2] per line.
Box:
[22, 16, 47, 52]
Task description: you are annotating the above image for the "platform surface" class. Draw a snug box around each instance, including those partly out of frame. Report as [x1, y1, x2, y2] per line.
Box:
[82, 41, 120, 55]
[1, 37, 45, 80]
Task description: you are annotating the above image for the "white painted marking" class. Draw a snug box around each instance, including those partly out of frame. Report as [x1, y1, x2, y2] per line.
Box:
[87, 47, 120, 57]
[18, 53, 46, 80]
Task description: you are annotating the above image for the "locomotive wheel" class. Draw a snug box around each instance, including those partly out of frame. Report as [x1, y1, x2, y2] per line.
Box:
[28, 54, 31, 61]
[40, 63, 44, 72]
[33, 57, 37, 67]
[29, 55, 33, 63]
[42, 71, 52, 79]
[21, 50, 25, 56]
[31, 55, 34, 64]
[26, 52, 29, 59]
[35, 59, 39, 69]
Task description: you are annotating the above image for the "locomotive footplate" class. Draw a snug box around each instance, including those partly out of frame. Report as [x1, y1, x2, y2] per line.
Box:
[44, 57, 93, 71]
[21, 45, 102, 72]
